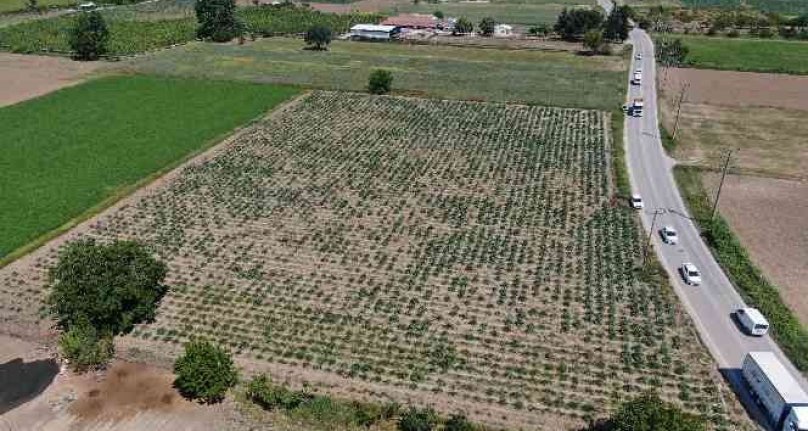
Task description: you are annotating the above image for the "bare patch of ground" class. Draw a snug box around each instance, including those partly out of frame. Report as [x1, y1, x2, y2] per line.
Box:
[0, 53, 106, 108]
[660, 67, 808, 111]
[703, 173, 808, 326]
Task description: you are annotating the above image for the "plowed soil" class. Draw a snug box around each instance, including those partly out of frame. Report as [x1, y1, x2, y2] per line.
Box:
[0, 53, 105, 108]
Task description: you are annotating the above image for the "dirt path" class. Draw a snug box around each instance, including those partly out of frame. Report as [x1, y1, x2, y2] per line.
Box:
[0, 53, 106, 108]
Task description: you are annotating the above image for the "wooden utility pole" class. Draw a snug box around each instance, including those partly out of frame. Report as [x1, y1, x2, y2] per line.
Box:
[672, 82, 689, 141]
[711, 149, 736, 220]
[643, 208, 665, 266]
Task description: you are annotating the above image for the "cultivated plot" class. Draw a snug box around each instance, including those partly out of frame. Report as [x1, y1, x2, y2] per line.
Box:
[0, 92, 731, 428]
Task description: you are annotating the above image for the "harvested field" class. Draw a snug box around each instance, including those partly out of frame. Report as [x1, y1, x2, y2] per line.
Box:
[0, 53, 104, 108]
[702, 173, 808, 326]
[0, 91, 734, 429]
[660, 67, 808, 111]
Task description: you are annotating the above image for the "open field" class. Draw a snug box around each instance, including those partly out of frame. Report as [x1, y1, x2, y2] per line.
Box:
[701, 174, 808, 326]
[0, 75, 298, 260]
[659, 68, 808, 180]
[0, 0, 73, 13]
[679, 0, 808, 15]
[389, 0, 586, 26]
[669, 35, 808, 74]
[0, 91, 735, 429]
[0, 52, 106, 107]
[125, 37, 627, 110]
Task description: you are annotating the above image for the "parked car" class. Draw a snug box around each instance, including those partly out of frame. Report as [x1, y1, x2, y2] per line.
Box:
[659, 226, 678, 244]
[78, 2, 97, 10]
[630, 194, 644, 209]
[735, 307, 770, 336]
[680, 262, 702, 285]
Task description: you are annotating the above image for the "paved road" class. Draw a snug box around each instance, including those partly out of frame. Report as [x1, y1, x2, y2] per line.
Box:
[624, 27, 808, 428]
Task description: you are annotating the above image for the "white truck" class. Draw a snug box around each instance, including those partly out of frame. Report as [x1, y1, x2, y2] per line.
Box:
[627, 98, 643, 117]
[631, 71, 642, 85]
[742, 351, 808, 431]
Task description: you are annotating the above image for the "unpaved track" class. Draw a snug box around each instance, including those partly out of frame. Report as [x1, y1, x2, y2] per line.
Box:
[0, 53, 105, 108]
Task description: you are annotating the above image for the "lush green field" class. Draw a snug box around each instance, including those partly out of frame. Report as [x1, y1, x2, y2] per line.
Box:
[680, 0, 808, 15]
[0, 75, 297, 259]
[391, 0, 581, 26]
[675, 35, 808, 74]
[127, 37, 627, 110]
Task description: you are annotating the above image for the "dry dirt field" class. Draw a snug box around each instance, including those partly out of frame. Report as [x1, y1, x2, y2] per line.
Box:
[702, 173, 808, 326]
[0, 91, 741, 430]
[0, 53, 105, 108]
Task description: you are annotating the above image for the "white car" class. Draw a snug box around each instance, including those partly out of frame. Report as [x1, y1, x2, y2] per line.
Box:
[680, 263, 702, 286]
[659, 226, 678, 244]
[635, 53, 642, 60]
[630, 194, 644, 209]
[631, 72, 642, 85]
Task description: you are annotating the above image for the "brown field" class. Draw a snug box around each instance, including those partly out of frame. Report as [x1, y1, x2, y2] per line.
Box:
[0, 53, 105, 108]
[702, 174, 808, 326]
[0, 91, 740, 429]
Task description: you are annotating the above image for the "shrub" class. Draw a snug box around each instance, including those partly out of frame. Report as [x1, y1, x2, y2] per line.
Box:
[69, 11, 109, 60]
[433, 10, 444, 19]
[453, 17, 473, 35]
[528, 23, 550, 37]
[726, 27, 740, 37]
[398, 407, 438, 431]
[479, 17, 495, 36]
[195, 0, 243, 42]
[174, 339, 238, 403]
[583, 29, 606, 54]
[367, 69, 393, 95]
[444, 413, 475, 431]
[59, 319, 114, 371]
[47, 239, 167, 335]
[304, 25, 332, 50]
[247, 374, 310, 410]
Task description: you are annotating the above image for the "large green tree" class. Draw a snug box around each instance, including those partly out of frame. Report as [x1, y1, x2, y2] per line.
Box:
[603, 3, 632, 41]
[479, 17, 496, 36]
[554, 8, 603, 40]
[195, 0, 243, 42]
[174, 340, 239, 403]
[69, 11, 109, 61]
[47, 239, 168, 335]
[304, 25, 333, 50]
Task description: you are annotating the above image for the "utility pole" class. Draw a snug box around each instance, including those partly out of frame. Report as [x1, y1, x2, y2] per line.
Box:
[711, 148, 736, 220]
[643, 208, 665, 266]
[671, 82, 689, 141]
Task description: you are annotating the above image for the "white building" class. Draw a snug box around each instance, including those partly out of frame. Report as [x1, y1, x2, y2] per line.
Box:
[349, 24, 401, 41]
[494, 24, 513, 37]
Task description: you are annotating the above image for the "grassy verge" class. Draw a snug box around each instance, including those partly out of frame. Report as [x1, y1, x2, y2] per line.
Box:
[0, 75, 298, 261]
[672, 35, 808, 75]
[674, 165, 808, 372]
[659, 124, 676, 155]
[611, 109, 630, 197]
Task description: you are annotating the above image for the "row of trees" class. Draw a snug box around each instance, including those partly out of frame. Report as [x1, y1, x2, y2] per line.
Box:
[554, 3, 632, 53]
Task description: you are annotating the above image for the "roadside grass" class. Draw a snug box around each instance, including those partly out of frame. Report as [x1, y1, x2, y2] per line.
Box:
[674, 165, 808, 372]
[674, 35, 808, 75]
[125, 37, 627, 110]
[0, 75, 298, 261]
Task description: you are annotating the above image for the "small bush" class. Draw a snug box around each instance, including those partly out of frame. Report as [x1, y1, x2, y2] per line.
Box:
[174, 339, 238, 403]
[479, 17, 495, 36]
[453, 17, 473, 35]
[59, 320, 114, 371]
[444, 413, 475, 431]
[368, 69, 393, 95]
[69, 11, 109, 61]
[247, 374, 310, 410]
[305, 25, 332, 50]
[398, 407, 438, 431]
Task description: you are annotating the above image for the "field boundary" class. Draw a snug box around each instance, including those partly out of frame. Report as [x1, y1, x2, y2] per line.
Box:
[0, 90, 308, 269]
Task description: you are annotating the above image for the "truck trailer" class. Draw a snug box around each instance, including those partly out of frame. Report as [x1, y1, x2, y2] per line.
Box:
[742, 352, 808, 431]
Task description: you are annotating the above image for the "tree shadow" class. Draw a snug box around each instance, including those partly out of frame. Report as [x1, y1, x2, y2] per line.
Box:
[0, 357, 59, 415]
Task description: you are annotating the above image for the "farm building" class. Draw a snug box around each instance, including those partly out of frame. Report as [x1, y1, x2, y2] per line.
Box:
[349, 24, 401, 40]
[381, 14, 440, 29]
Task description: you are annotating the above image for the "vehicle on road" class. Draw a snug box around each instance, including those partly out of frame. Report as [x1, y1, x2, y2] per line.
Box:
[736, 308, 770, 336]
[742, 352, 808, 431]
[680, 262, 702, 285]
[631, 72, 642, 85]
[659, 226, 678, 244]
[630, 194, 644, 209]
[635, 53, 642, 60]
[626, 98, 643, 117]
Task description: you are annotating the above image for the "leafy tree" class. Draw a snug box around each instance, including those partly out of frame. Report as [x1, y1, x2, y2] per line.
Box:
[433, 10, 444, 19]
[528, 23, 550, 37]
[656, 37, 689, 67]
[195, 0, 243, 42]
[583, 29, 606, 54]
[398, 407, 438, 431]
[59, 319, 114, 371]
[69, 11, 109, 61]
[304, 25, 332, 50]
[367, 69, 393, 95]
[554, 8, 603, 40]
[582, 392, 706, 431]
[47, 239, 167, 335]
[174, 339, 239, 403]
[453, 17, 473, 35]
[603, 3, 631, 41]
[444, 413, 475, 431]
[479, 17, 496, 36]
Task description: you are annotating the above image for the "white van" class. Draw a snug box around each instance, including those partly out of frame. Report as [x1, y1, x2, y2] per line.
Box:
[631, 72, 642, 85]
[736, 307, 770, 336]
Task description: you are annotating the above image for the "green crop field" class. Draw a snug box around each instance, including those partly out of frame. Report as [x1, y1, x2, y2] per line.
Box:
[0, 75, 298, 259]
[126, 37, 627, 111]
[675, 35, 808, 74]
[391, 0, 583, 26]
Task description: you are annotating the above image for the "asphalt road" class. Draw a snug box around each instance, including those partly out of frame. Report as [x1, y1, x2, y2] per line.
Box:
[623, 27, 808, 428]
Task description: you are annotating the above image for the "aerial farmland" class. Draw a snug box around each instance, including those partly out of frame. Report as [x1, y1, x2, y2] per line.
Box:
[0, 91, 736, 428]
